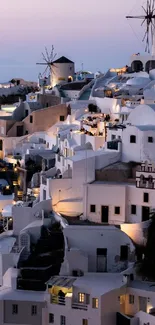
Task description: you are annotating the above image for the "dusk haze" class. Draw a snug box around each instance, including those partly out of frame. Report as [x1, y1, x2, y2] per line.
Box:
[0, 0, 145, 81]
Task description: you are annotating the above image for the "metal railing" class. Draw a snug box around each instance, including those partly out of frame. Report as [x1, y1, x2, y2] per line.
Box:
[72, 302, 88, 310]
[50, 295, 88, 310]
[50, 295, 65, 305]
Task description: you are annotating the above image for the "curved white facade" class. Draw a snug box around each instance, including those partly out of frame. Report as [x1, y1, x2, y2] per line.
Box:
[51, 61, 75, 87]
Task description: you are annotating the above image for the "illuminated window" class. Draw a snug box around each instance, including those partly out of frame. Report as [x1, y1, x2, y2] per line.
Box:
[83, 320, 88, 325]
[92, 298, 99, 309]
[78, 293, 85, 303]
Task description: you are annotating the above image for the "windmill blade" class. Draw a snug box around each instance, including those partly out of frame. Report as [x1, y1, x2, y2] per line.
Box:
[36, 63, 48, 65]
[147, 0, 149, 14]
[42, 65, 49, 76]
[52, 63, 58, 68]
[151, 22, 154, 45]
[143, 29, 147, 42]
[45, 47, 50, 62]
[52, 53, 57, 62]
[141, 18, 146, 26]
[51, 67, 56, 75]
[50, 45, 54, 61]
[146, 23, 150, 53]
[142, 5, 147, 14]
[126, 15, 146, 19]
[42, 52, 48, 63]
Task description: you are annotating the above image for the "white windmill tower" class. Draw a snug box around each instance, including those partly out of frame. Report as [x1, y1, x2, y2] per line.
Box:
[36, 45, 57, 88]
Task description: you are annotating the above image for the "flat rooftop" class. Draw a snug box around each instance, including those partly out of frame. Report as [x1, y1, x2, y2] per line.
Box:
[129, 280, 155, 293]
[48, 273, 125, 296]
[92, 181, 135, 186]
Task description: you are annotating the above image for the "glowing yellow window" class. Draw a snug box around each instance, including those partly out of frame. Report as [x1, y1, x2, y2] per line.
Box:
[78, 293, 85, 303]
[92, 298, 99, 309]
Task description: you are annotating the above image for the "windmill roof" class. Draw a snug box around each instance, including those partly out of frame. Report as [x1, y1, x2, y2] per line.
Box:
[53, 56, 74, 64]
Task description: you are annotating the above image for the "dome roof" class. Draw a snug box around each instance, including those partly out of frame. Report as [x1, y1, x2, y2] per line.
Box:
[126, 77, 149, 87]
[53, 56, 74, 64]
[127, 104, 155, 125]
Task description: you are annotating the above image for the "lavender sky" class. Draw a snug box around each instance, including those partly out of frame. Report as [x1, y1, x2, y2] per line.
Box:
[0, 0, 147, 81]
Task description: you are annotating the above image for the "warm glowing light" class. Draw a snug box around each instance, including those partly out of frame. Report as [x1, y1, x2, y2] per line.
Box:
[6, 186, 10, 190]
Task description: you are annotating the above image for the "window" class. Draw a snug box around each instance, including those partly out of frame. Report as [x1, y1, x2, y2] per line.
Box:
[31, 305, 37, 315]
[83, 320, 88, 325]
[112, 134, 116, 140]
[131, 205, 136, 215]
[49, 313, 54, 323]
[120, 245, 128, 261]
[60, 315, 66, 325]
[115, 206, 120, 215]
[1, 127, 4, 135]
[25, 130, 28, 135]
[78, 293, 85, 303]
[129, 295, 134, 304]
[12, 304, 18, 314]
[90, 205, 96, 213]
[30, 115, 33, 123]
[148, 136, 153, 143]
[60, 116, 65, 122]
[43, 189, 46, 201]
[144, 192, 149, 203]
[92, 298, 99, 309]
[130, 135, 136, 143]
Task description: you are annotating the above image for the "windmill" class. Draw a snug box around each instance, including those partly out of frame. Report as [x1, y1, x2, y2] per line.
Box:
[36, 45, 57, 87]
[126, 0, 155, 54]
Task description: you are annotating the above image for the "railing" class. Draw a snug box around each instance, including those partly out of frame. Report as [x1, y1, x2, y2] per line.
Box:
[72, 302, 88, 310]
[138, 181, 154, 189]
[50, 295, 65, 305]
[50, 295, 88, 310]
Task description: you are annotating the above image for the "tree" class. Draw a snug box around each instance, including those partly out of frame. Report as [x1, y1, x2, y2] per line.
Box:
[88, 103, 98, 113]
[10, 79, 16, 85]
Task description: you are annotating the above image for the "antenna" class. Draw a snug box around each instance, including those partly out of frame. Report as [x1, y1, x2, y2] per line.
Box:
[126, 0, 155, 54]
[36, 45, 57, 86]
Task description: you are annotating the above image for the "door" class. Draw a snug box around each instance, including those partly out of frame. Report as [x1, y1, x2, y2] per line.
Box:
[16, 125, 23, 137]
[142, 206, 150, 222]
[96, 248, 107, 272]
[139, 296, 147, 312]
[101, 206, 109, 223]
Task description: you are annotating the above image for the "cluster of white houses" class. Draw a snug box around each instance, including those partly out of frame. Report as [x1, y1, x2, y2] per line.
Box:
[1, 56, 155, 325]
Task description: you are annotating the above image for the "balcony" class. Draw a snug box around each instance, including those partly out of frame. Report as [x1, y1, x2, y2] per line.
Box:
[51, 295, 65, 305]
[137, 181, 155, 189]
[72, 302, 88, 310]
[50, 295, 88, 310]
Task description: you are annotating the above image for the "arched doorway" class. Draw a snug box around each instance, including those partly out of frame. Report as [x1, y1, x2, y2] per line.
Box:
[145, 60, 155, 72]
[131, 60, 143, 72]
